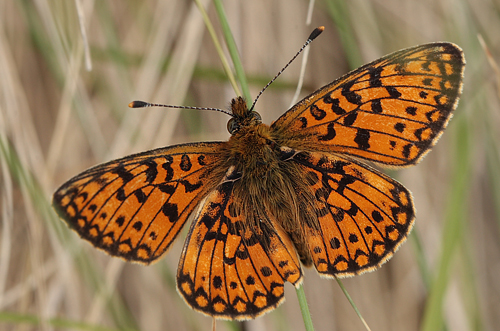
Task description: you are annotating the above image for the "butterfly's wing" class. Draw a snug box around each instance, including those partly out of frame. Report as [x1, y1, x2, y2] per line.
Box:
[280, 147, 414, 276]
[177, 166, 302, 320]
[271, 43, 465, 166]
[52, 142, 223, 264]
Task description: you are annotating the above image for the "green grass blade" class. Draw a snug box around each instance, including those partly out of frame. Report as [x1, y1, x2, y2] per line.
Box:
[421, 114, 471, 331]
[193, 0, 241, 97]
[296, 284, 315, 331]
[213, 0, 252, 104]
[325, 0, 363, 69]
[335, 278, 372, 331]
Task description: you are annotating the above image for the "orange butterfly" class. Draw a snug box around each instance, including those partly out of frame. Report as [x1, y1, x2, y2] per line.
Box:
[52, 27, 465, 320]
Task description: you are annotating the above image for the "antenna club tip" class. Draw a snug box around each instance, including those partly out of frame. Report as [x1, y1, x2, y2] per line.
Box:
[129, 100, 148, 108]
[309, 26, 325, 41]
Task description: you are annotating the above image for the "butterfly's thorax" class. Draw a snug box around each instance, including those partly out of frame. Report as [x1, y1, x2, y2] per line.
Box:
[225, 97, 278, 175]
[227, 124, 275, 174]
[221, 98, 316, 265]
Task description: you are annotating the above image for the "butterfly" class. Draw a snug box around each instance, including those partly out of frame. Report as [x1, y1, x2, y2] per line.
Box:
[52, 27, 465, 320]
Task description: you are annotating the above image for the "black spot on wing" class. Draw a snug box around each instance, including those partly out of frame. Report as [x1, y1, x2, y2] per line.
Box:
[162, 202, 179, 222]
[386, 86, 402, 99]
[180, 179, 202, 193]
[112, 164, 133, 183]
[142, 159, 158, 183]
[116, 188, 126, 201]
[406, 106, 417, 116]
[354, 128, 370, 150]
[317, 122, 337, 142]
[394, 123, 406, 133]
[133, 221, 143, 231]
[371, 100, 383, 113]
[343, 111, 358, 126]
[162, 157, 174, 181]
[323, 93, 347, 115]
[180, 154, 192, 171]
[368, 66, 383, 87]
[342, 81, 362, 105]
[298, 117, 308, 128]
[197, 155, 206, 166]
[134, 189, 147, 203]
[310, 105, 327, 120]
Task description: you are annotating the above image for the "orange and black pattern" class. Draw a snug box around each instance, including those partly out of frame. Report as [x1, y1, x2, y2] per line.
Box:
[272, 43, 464, 166]
[280, 148, 414, 276]
[53, 42, 464, 320]
[53, 143, 222, 263]
[177, 166, 302, 319]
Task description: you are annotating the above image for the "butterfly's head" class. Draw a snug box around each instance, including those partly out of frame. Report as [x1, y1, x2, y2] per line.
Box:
[227, 96, 262, 135]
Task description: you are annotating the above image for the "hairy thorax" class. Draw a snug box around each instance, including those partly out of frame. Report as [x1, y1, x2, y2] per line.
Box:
[229, 124, 275, 171]
[222, 123, 315, 265]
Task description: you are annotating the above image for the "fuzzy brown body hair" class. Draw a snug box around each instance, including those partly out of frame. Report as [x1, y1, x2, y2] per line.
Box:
[212, 118, 318, 266]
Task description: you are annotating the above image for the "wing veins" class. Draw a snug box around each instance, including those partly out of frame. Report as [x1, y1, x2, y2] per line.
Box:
[220, 215, 235, 308]
[207, 202, 223, 309]
[320, 107, 441, 128]
[355, 71, 457, 82]
[295, 156, 403, 229]
[150, 187, 207, 258]
[352, 84, 451, 94]
[79, 162, 146, 219]
[321, 172, 379, 258]
[80, 158, 209, 255]
[320, 170, 399, 258]
[111, 164, 207, 239]
[250, 214, 285, 293]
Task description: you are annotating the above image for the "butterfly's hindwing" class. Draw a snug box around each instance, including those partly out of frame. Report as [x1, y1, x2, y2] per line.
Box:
[272, 43, 465, 166]
[284, 148, 414, 276]
[177, 166, 302, 320]
[52, 142, 223, 264]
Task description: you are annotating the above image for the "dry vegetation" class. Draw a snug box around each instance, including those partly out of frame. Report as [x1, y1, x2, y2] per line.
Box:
[1, 0, 499, 330]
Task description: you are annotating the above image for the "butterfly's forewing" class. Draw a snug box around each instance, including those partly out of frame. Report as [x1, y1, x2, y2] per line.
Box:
[177, 166, 302, 320]
[272, 43, 465, 166]
[281, 148, 414, 276]
[53, 142, 223, 264]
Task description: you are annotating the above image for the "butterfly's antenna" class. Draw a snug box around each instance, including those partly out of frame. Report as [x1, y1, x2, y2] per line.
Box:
[128, 100, 234, 117]
[249, 26, 325, 112]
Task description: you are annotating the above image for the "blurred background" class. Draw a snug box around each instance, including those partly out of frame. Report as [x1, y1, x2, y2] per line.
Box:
[0, 0, 498, 330]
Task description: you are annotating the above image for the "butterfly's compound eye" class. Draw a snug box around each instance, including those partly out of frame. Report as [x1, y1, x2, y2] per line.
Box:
[227, 118, 240, 134]
[251, 111, 262, 123]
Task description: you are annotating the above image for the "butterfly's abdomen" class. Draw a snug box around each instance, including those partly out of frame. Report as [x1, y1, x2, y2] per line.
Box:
[225, 125, 316, 265]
